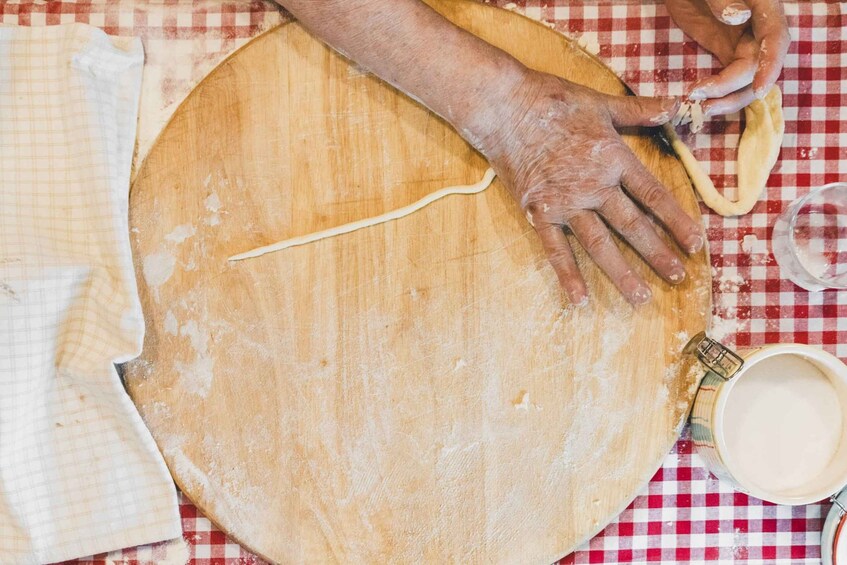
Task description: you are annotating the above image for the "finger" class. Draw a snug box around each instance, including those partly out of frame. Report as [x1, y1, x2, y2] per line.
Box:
[604, 95, 681, 128]
[703, 0, 752, 25]
[598, 189, 686, 284]
[689, 57, 757, 100]
[749, 3, 791, 97]
[568, 212, 652, 305]
[536, 223, 588, 306]
[619, 154, 704, 254]
[701, 85, 757, 116]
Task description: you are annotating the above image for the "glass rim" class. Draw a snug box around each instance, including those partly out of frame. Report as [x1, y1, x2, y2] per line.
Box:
[787, 181, 847, 289]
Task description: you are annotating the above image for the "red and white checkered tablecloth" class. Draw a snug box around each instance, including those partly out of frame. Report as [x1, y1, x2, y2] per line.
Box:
[4, 0, 845, 563]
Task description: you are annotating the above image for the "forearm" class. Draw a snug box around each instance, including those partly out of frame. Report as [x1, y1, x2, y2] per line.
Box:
[275, 0, 528, 148]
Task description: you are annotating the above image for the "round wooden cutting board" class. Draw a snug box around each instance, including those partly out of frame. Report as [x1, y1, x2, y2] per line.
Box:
[125, 1, 711, 563]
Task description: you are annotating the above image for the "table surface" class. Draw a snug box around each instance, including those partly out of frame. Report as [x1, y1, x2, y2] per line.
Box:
[4, 0, 844, 563]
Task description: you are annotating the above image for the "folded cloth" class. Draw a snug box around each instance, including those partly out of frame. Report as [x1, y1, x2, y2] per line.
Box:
[0, 23, 181, 563]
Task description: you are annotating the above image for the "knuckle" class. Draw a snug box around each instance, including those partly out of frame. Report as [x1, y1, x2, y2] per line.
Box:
[605, 142, 634, 165]
[619, 210, 644, 235]
[580, 228, 612, 253]
[547, 248, 573, 269]
[637, 181, 668, 209]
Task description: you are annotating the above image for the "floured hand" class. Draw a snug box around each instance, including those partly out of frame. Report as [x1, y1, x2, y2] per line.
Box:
[475, 71, 704, 306]
[666, 0, 790, 116]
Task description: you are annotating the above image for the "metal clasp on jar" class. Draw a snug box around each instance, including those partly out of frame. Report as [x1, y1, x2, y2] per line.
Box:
[684, 331, 745, 381]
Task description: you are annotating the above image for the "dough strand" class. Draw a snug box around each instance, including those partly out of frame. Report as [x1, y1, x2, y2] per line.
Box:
[228, 168, 497, 262]
[665, 86, 784, 217]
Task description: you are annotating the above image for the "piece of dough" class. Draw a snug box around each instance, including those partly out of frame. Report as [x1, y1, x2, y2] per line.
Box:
[664, 86, 784, 217]
[228, 168, 497, 262]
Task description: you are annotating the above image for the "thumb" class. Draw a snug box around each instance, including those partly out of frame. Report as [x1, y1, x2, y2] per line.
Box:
[604, 95, 680, 128]
[703, 0, 752, 25]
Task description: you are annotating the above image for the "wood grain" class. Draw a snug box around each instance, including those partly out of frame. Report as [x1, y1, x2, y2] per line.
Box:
[125, 1, 710, 563]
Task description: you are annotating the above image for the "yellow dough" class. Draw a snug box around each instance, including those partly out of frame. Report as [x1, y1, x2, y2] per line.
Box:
[229, 168, 497, 261]
[664, 86, 784, 217]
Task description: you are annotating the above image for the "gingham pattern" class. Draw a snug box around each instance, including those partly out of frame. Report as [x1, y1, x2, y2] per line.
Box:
[3, 0, 840, 563]
[0, 1, 287, 171]
[0, 23, 182, 563]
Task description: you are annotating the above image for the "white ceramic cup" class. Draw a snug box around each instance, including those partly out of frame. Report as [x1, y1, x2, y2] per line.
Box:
[690, 341, 847, 505]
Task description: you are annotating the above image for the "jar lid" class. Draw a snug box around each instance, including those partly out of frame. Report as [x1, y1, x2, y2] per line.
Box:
[822, 488, 847, 565]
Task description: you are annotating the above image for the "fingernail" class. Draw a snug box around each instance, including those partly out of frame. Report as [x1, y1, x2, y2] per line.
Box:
[721, 3, 751, 25]
[572, 293, 589, 308]
[667, 267, 686, 284]
[688, 88, 707, 101]
[630, 286, 652, 305]
[686, 235, 704, 254]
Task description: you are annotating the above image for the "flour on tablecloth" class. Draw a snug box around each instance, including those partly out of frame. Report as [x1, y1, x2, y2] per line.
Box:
[741, 234, 768, 255]
[718, 272, 745, 293]
[577, 32, 601, 55]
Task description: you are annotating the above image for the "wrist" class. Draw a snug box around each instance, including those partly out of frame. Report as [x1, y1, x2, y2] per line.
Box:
[452, 59, 537, 156]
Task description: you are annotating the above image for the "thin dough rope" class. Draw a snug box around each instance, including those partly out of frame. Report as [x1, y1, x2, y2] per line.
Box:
[228, 168, 497, 262]
[664, 86, 784, 217]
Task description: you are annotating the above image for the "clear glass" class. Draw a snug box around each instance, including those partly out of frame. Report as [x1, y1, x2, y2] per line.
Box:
[773, 183, 847, 291]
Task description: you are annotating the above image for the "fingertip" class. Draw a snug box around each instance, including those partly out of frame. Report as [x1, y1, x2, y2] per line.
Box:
[649, 97, 680, 126]
[629, 285, 652, 305]
[720, 3, 751, 25]
[668, 269, 687, 285]
[665, 258, 687, 285]
[569, 288, 589, 308]
[686, 234, 704, 254]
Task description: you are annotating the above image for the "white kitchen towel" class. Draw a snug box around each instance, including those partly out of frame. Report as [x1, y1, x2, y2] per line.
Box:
[0, 23, 182, 563]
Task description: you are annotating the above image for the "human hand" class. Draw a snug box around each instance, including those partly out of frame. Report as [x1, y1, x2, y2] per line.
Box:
[666, 0, 790, 116]
[476, 71, 704, 306]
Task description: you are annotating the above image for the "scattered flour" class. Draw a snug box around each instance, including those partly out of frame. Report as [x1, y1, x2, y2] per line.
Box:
[174, 320, 215, 397]
[513, 390, 542, 411]
[576, 32, 601, 55]
[453, 358, 467, 371]
[709, 302, 746, 342]
[741, 234, 768, 255]
[718, 272, 745, 293]
[205, 192, 222, 226]
[157, 537, 190, 565]
[164, 310, 179, 336]
[142, 251, 176, 301]
[165, 223, 196, 244]
[204, 192, 222, 212]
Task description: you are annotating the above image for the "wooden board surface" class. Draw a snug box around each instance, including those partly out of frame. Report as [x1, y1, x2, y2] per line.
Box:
[125, 1, 710, 562]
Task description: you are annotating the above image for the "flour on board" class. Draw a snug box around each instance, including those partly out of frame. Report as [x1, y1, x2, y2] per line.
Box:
[174, 320, 215, 397]
[164, 310, 179, 336]
[142, 250, 176, 302]
[165, 223, 196, 244]
[204, 192, 222, 226]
